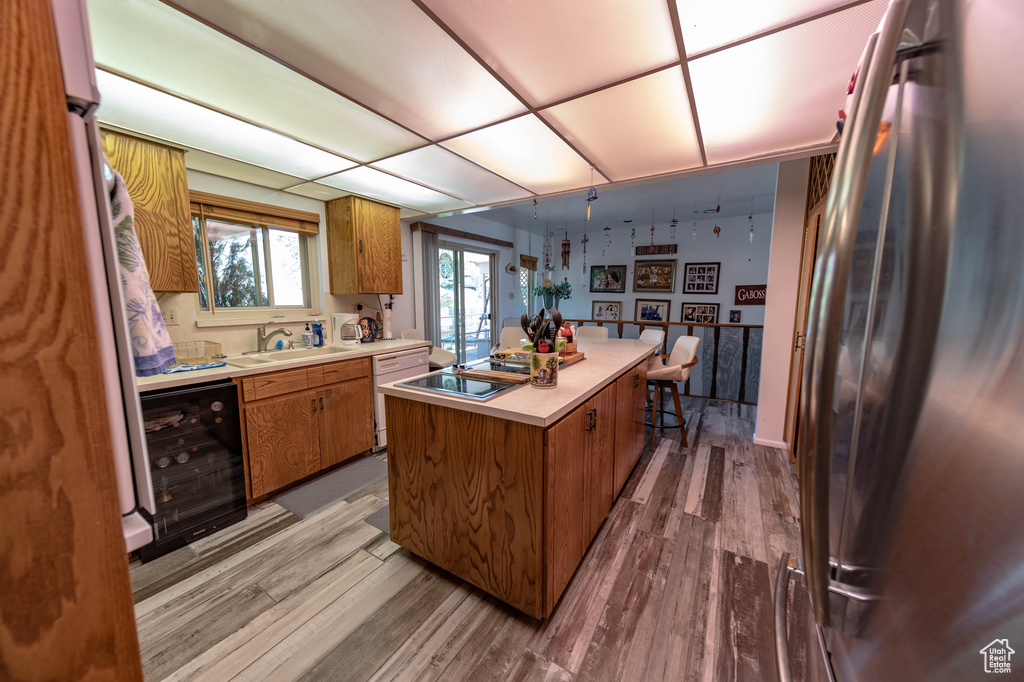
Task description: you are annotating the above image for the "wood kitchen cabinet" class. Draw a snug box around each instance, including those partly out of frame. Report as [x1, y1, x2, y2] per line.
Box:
[99, 130, 198, 292]
[613, 359, 648, 495]
[325, 195, 403, 294]
[238, 358, 374, 499]
[544, 382, 617, 602]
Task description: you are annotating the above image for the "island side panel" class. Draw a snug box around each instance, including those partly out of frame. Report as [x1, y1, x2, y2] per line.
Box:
[386, 395, 546, 618]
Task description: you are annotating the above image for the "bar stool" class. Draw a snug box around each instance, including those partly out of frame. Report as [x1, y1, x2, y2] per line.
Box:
[576, 325, 609, 339]
[646, 335, 700, 448]
[399, 329, 457, 369]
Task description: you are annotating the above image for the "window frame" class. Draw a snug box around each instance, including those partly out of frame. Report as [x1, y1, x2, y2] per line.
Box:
[190, 194, 323, 324]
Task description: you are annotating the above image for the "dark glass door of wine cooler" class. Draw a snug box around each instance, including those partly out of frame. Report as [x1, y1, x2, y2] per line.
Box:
[139, 379, 246, 562]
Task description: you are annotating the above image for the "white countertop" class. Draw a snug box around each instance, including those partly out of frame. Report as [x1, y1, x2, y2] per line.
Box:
[136, 339, 430, 393]
[378, 338, 657, 428]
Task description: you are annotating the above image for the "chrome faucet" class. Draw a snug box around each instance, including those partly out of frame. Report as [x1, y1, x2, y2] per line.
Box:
[257, 321, 293, 352]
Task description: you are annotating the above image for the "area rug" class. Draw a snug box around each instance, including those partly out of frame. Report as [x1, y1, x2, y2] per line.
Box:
[274, 456, 387, 519]
[364, 505, 391, 534]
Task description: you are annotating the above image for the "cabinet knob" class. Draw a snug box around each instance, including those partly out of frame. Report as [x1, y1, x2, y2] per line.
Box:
[312, 397, 317, 413]
[320, 395, 324, 410]
[359, 239, 364, 253]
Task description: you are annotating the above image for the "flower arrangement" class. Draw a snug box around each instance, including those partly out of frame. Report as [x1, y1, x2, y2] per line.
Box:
[531, 278, 573, 303]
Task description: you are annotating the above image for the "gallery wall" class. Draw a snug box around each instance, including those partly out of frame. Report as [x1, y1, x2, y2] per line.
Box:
[547, 211, 775, 331]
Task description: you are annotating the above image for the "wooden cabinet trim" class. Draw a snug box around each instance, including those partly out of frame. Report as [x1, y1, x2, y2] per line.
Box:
[241, 367, 310, 402]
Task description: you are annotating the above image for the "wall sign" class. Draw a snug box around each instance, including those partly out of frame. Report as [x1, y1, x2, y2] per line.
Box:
[635, 243, 677, 256]
[735, 284, 767, 305]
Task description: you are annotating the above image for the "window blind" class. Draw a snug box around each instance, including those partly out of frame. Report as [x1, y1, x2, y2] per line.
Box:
[189, 190, 319, 235]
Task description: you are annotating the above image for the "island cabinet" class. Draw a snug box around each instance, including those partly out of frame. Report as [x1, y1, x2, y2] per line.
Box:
[238, 358, 374, 499]
[544, 383, 616, 603]
[385, 348, 651, 619]
[613, 359, 648, 494]
[99, 130, 198, 293]
[325, 195, 403, 294]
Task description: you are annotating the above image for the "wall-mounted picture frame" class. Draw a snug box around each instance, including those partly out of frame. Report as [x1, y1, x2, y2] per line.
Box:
[635, 299, 671, 322]
[729, 310, 742, 323]
[681, 302, 720, 324]
[589, 265, 627, 293]
[632, 259, 677, 293]
[683, 261, 721, 294]
[592, 301, 621, 321]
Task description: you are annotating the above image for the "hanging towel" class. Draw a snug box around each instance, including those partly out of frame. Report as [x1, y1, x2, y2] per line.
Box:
[104, 159, 177, 376]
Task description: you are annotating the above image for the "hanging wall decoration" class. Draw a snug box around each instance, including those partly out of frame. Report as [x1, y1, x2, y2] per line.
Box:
[692, 207, 698, 251]
[670, 210, 678, 242]
[714, 224, 722, 238]
[543, 228, 553, 274]
[749, 198, 755, 243]
[581, 224, 589, 274]
[561, 225, 571, 270]
[533, 198, 538, 220]
[602, 226, 612, 257]
[650, 211, 656, 245]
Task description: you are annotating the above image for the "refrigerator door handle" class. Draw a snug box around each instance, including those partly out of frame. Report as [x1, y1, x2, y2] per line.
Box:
[774, 552, 797, 682]
[798, 0, 913, 629]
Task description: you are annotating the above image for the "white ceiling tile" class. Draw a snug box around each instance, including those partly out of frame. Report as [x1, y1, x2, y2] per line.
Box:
[542, 68, 703, 182]
[284, 183, 352, 202]
[419, 0, 678, 107]
[169, 0, 527, 140]
[95, 71, 357, 179]
[372, 146, 531, 205]
[677, 0, 860, 55]
[689, 2, 887, 165]
[87, 0, 425, 162]
[400, 207, 426, 220]
[441, 115, 599, 195]
[182, 149, 305, 189]
[318, 167, 475, 214]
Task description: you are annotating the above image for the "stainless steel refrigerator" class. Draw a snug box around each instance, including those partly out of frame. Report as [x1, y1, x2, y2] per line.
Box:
[52, 0, 156, 552]
[776, 0, 1024, 680]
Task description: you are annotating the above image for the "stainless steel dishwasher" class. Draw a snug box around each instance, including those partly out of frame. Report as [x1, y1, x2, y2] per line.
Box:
[371, 348, 430, 451]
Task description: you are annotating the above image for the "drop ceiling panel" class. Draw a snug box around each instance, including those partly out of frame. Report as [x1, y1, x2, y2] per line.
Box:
[87, 0, 424, 162]
[95, 71, 357, 179]
[441, 115, 598, 195]
[169, 0, 527, 140]
[542, 68, 703, 182]
[689, 1, 887, 165]
[677, 0, 862, 55]
[284, 183, 352, 202]
[420, 0, 678, 107]
[183, 149, 305, 190]
[318, 167, 474, 214]
[372, 146, 531, 205]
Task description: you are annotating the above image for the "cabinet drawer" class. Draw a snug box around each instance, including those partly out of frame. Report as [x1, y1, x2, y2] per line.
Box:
[241, 367, 310, 402]
[321, 357, 370, 385]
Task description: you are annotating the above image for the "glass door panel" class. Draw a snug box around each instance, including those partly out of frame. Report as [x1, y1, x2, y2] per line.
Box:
[436, 245, 495, 363]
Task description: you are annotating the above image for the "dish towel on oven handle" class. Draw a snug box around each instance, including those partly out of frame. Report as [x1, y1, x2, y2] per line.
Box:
[104, 158, 177, 376]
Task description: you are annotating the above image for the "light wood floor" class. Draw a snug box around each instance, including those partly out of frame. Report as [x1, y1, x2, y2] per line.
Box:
[130, 398, 802, 682]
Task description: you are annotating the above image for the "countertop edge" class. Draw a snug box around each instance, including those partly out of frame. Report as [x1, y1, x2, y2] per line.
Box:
[136, 340, 431, 393]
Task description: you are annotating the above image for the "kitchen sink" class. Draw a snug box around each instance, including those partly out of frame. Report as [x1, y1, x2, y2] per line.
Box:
[224, 345, 363, 368]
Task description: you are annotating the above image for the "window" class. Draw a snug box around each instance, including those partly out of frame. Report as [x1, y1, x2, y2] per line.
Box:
[190, 191, 320, 316]
[519, 267, 534, 313]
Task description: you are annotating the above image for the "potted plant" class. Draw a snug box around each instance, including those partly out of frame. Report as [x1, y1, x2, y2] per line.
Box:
[531, 278, 573, 310]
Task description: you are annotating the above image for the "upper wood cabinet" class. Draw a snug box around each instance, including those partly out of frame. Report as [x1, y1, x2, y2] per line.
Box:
[325, 195, 403, 294]
[99, 131, 198, 292]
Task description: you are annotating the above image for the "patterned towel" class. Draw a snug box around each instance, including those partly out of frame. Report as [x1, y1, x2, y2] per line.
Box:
[104, 159, 176, 376]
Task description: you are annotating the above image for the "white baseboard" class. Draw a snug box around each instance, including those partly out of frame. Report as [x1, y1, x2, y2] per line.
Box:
[753, 436, 789, 450]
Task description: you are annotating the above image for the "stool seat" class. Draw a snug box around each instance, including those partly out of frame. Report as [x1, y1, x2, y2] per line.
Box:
[646, 336, 700, 449]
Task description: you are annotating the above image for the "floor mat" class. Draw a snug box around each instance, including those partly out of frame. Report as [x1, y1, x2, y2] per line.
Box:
[274, 457, 387, 519]
[364, 505, 391, 534]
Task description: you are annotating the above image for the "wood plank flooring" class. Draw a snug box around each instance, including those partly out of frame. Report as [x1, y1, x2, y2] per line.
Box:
[130, 398, 802, 682]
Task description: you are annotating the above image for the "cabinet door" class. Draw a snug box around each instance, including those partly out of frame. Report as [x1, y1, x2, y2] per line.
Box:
[631, 360, 648, 465]
[245, 391, 320, 497]
[100, 130, 198, 292]
[613, 371, 636, 495]
[319, 377, 375, 469]
[354, 197, 402, 293]
[584, 385, 616, 543]
[544, 405, 587, 606]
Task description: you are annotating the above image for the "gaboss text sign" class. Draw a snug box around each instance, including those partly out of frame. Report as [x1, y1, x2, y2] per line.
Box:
[735, 284, 767, 305]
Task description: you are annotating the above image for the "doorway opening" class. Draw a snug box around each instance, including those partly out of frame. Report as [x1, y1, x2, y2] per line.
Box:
[438, 244, 496, 364]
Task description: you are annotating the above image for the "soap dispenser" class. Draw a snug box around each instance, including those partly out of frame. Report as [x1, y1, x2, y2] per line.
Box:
[302, 323, 316, 349]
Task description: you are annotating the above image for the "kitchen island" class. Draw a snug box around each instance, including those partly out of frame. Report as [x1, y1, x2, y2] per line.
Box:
[379, 338, 656, 618]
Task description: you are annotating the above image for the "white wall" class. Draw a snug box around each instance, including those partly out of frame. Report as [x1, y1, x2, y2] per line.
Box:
[754, 158, 810, 450]
[548, 210, 775, 331]
[157, 171, 416, 355]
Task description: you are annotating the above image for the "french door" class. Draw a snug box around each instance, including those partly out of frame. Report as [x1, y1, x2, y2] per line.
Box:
[438, 244, 496, 363]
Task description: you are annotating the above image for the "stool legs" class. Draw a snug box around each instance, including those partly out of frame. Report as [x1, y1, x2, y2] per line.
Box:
[670, 382, 687, 447]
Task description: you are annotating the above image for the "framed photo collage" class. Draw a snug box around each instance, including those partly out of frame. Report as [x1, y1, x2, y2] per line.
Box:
[588, 259, 728, 324]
